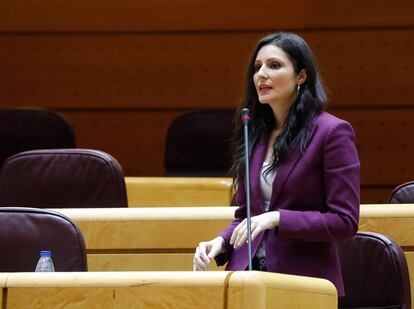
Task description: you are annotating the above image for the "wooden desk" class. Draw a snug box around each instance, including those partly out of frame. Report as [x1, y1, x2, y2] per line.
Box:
[54, 207, 234, 271]
[125, 177, 234, 207]
[53, 204, 414, 308]
[2, 271, 337, 308]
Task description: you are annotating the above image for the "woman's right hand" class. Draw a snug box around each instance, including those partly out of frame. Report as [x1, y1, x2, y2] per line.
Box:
[193, 236, 225, 271]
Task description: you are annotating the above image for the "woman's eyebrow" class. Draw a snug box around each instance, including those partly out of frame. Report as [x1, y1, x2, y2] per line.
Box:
[255, 57, 283, 63]
[265, 57, 283, 62]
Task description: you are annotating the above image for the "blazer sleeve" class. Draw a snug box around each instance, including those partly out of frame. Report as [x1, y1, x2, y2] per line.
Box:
[215, 181, 246, 266]
[277, 120, 360, 242]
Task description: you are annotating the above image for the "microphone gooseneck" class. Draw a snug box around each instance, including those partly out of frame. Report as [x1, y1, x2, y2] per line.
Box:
[241, 108, 253, 271]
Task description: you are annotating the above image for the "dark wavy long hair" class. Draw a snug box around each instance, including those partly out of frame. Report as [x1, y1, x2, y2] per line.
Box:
[229, 32, 327, 182]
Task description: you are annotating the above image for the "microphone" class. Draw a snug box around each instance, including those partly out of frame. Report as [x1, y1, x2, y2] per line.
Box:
[241, 108, 251, 126]
[241, 108, 253, 271]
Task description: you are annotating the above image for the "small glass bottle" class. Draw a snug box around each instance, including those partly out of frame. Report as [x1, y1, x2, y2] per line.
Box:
[35, 250, 55, 272]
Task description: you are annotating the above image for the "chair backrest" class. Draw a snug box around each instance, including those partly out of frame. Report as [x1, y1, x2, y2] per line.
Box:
[0, 149, 128, 208]
[164, 109, 234, 177]
[0, 207, 87, 271]
[338, 231, 411, 309]
[0, 107, 75, 167]
[389, 181, 414, 203]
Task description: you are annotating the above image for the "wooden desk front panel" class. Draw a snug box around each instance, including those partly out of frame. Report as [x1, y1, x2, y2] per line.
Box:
[87, 253, 222, 271]
[125, 177, 233, 207]
[7, 286, 225, 308]
[3, 271, 337, 309]
[5, 272, 229, 309]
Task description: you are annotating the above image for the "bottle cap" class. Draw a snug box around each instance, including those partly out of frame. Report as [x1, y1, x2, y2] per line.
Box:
[40, 250, 52, 257]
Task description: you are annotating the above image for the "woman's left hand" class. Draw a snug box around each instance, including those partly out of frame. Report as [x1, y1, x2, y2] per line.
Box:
[230, 211, 280, 249]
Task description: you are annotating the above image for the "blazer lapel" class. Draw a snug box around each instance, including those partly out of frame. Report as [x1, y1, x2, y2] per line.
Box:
[269, 147, 302, 209]
[249, 137, 267, 212]
[269, 120, 319, 209]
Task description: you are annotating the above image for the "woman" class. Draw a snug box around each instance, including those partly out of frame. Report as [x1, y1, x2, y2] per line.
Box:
[193, 32, 360, 296]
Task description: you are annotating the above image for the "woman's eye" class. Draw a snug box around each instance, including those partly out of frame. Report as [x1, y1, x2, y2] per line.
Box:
[254, 64, 261, 72]
[270, 62, 280, 69]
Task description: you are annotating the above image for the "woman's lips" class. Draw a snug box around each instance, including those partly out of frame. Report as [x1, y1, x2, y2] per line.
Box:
[259, 85, 272, 93]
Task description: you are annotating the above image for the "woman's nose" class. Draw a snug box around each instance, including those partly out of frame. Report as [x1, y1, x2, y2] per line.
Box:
[256, 65, 268, 78]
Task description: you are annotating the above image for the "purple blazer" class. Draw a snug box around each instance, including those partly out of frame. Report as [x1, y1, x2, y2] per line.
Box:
[217, 112, 360, 296]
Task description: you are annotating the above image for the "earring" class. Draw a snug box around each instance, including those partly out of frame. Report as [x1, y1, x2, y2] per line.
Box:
[296, 84, 301, 95]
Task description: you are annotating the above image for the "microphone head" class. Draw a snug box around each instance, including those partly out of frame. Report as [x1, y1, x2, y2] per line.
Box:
[241, 108, 250, 117]
[241, 108, 251, 124]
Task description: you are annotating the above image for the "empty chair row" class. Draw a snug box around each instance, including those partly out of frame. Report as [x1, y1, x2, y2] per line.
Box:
[0, 107, 235, 178]
[4, 107, 413, 202]
[0, 147, 234, 209]
[0, 147, 413, 208]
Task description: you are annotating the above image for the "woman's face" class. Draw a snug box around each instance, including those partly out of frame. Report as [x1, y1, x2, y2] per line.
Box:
[253, 44, 301, 108]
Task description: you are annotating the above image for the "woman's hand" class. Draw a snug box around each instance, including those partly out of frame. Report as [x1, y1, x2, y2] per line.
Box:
[230, 211, 280, 249]
[193, 236, 225, 271]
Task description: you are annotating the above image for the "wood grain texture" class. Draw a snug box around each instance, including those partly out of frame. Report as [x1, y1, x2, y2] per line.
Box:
[306, 0, 414, 28]
[0, 274, 5, 309]
[228, 271, 337, 309]
[1, 0, 413, 31]
[0, 33, 256, 109]
[62, 110, 180, 176]
[3, 271, 336, 309]
[360, 187, 394, 204]
[52, 204, 414, 266]
[52, 207, 234, 249]
[1, 31, 414, 108]
[6, 286, 225, 308]
[0, 0, 305, 32]
[87, 253, 223, 271]
[53, 204, 414, 249]
[306, 30, 414, 106]
[405, 252, 414, 309]
[124, 177, 397, 206]
[126, 177, 233, 207]
[6, 272, 229, 308]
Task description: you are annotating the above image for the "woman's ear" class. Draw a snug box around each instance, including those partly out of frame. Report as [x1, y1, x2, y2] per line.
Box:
[297, 69, 307, 85]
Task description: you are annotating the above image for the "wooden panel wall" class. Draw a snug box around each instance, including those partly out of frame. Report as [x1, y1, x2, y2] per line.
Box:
[1, 1, 413, 203]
